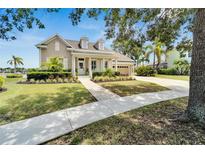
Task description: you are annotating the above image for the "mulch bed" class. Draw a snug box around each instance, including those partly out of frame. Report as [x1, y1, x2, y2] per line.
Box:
[17, 81, 80, 84]
[91, 79, 135, 83]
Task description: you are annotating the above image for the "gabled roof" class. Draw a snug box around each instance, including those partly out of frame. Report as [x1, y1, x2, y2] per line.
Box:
[114, 52, 134, 62]
[36, 34, 73, 48]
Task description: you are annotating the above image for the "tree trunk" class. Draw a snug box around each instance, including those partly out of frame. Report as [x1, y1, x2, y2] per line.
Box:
[186, 9, 205, 124]
[153, 52, 155, 69]
[14, 64, 16, 73]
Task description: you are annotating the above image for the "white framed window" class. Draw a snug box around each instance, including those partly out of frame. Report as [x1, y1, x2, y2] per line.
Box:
[91, 60, 96, 70]
[100, 43, 104, 50]
[81, 41, 88, 49]
[55, 41, 60, 51]
[188, 52, 192, 57]
[105, 61, 108, 68]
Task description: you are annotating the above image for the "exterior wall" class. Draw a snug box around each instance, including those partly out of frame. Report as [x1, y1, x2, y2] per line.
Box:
[40, 37, 72, 69]
[167, 50, 192, 68]
[167, 50, 180, 68]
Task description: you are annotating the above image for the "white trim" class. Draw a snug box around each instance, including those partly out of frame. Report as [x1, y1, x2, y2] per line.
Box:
[78, 58, 85, 75]
[39, 49, 41, 67]
[71, 52, 116, 59]
[37, 45, 47, 48]
[67, 47, 115, 55]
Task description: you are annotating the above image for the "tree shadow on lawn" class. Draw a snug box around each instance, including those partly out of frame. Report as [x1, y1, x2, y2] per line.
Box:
[46, 97, 205, 145]
[0, 86, 96, 126]
[101, 84, 168, 97]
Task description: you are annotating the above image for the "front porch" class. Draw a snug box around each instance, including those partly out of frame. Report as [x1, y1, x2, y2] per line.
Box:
[71, 54, 118, 78]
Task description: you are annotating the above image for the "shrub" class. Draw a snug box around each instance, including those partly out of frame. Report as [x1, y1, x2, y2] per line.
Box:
[174, 59, 190, 75]
[27, 68, 71, 73]
[158, 68, 178, 75]
[41, 57, 64, 72]
[93, 76, 134, 82]
[92, 70, 120, 79]
[6, 74, 23, 78]
[0, 76, 4, 90]
[114, 71, 120, 76]
[92, 72, 104, 78]
[103, 68, 114, 77]
[27, 72, 72, 81]
[135, 66, 155, 76]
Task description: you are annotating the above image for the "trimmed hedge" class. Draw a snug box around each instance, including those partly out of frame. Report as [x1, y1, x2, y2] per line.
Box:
[92, 72, 104, 78]
[27, 68, 71, 72]
[158, 68, 178, 75]
[92, 76, 134, 82]
[27, 72, 72, 81]
[6, 74, 23, 78]
[135, 66, 155, 76]
[92, 71, 121, 78]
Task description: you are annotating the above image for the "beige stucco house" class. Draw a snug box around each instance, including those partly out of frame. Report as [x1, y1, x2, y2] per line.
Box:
[36, 34, 134, 77]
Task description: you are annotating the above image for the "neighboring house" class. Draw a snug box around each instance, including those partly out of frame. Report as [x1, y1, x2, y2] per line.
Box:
[139, 49, 191, 68]
[36, 34, 134, 77]
[166, 50, 191, 68]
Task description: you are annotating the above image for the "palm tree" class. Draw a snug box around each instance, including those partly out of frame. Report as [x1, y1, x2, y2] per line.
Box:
[145, 38, 165, 69]
[41, 57, 63, 72]
[7, 56, 24, 73]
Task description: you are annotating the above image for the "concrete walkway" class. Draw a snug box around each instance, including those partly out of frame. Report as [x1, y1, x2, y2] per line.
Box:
[0, 77, 189, 145]
[134, 76, 189, 92]
[78, 76, 120, 101]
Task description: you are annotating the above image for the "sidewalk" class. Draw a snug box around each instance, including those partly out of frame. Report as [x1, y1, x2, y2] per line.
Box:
[78, 76, 120, 101]
[0, 77, 189, 145]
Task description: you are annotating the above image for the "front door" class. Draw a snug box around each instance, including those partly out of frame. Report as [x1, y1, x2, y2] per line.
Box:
[78, 60, 85, 75]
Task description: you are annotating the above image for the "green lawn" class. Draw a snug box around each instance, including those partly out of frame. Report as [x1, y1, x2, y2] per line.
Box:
[98, 80, 169, 97]
[0, 78, 96, 126]
[155, 74, 189, 81]
[46, 97, 205, 145]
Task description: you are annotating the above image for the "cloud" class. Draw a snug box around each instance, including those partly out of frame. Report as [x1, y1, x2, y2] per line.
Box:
[78, 23, 100, 30]
[0, 33, 44, 49]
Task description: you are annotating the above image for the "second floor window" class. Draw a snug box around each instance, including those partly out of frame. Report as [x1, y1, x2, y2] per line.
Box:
[55, 41, 60, 51]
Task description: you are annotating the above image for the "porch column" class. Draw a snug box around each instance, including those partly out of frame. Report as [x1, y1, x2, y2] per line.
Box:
[128, 65, 131, 76]
[132, 65, 134, 76]
[72, 55, 76, 76]
[88, 57, 92, 78]
[102, 58, 105, 71]
[115, 59, 118, 71]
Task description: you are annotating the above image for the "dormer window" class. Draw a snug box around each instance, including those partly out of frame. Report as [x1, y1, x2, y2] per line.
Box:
[95, 39, 104, 50]
[80, 37, 89, 49]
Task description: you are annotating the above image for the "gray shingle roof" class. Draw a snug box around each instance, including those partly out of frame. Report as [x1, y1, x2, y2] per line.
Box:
[66, 39, 112, 52]
[114, 52, 134, 62]
[66, 39, 133, 62]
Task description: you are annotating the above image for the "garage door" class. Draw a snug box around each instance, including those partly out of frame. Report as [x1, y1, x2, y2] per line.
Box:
[113, 65, 129, 75]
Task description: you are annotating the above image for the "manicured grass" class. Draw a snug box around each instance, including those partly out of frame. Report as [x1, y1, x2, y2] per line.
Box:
[155, 74, 189, 81]
[98, 80, 169, 97]
[46, 97, 205, 145]
[0, 78, 96, 126]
